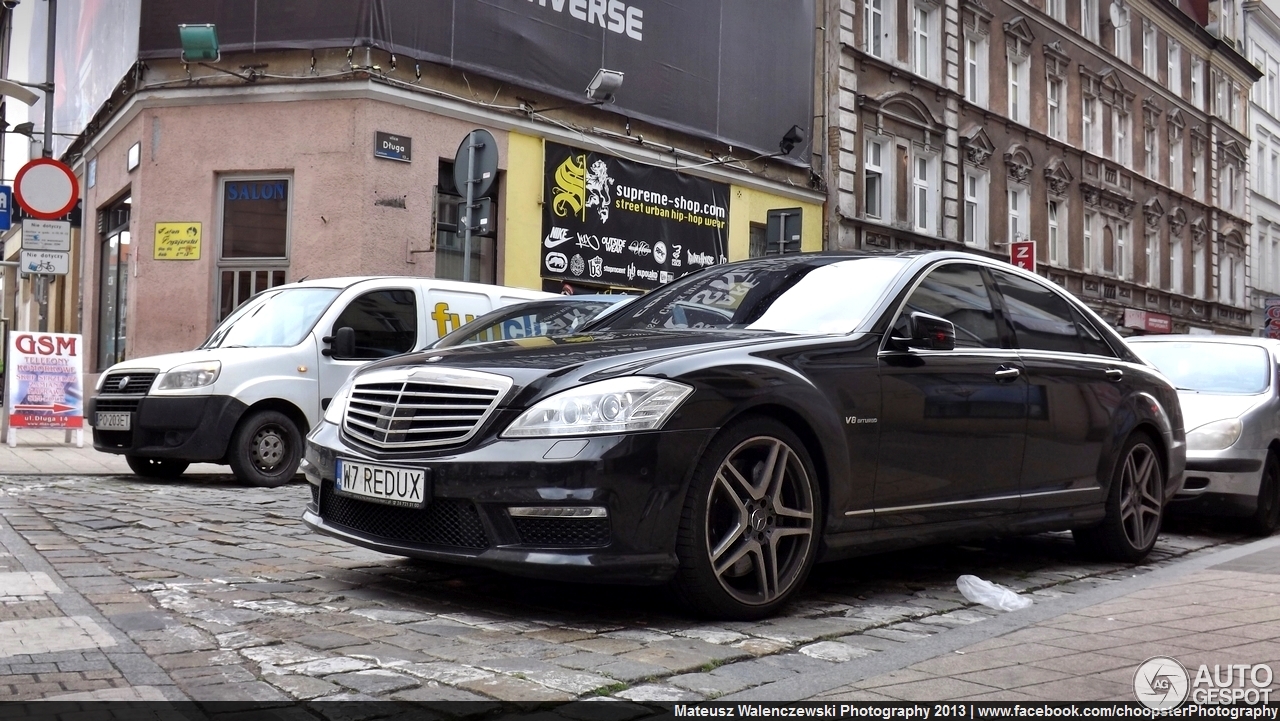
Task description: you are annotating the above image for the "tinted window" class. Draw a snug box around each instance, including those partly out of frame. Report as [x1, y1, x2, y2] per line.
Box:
[597, 256, 910, 334]
[1130, 342, 1271, 394]
[332, 290, 418, 359]
[894, 264, 1002, 349]
[437, 300, 613, 348]
[989, 270, 1081, 354]
[1072, 307, 1117, 357]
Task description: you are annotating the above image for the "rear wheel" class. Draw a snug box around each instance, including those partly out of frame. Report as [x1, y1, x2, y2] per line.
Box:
[673, 417, 821, 620]
[1073, 432, 1164, 562]
[227, 410, 302, 488]
[125, 456, 189, 480]
[1247, 452, 1280, 537]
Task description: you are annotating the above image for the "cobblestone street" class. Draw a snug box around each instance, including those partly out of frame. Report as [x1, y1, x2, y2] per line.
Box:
[0, 474, 1252, 702]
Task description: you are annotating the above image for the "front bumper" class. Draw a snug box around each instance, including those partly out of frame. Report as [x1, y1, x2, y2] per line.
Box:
[301, 422, 715, 584]
[1170, 449, 1266, 516]
[88, 394, 246, 462]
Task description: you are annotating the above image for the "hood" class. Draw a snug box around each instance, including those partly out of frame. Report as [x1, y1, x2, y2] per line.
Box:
[102, 348, 227, 374]
[1179, 391, 1268, 431]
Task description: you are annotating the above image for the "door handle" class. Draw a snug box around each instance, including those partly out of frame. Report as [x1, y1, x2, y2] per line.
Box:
[994, 366, 1021, 381]
[1105, 368, 1124, 382]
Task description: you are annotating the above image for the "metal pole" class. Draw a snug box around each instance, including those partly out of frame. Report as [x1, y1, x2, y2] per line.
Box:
[461, 133, 478, 283]
[37, 0, 55, 333]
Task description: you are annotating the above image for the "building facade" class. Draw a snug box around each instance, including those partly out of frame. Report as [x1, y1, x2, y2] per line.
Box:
[824, 0, 1260, 335]
[1245, 0, 1280, 335]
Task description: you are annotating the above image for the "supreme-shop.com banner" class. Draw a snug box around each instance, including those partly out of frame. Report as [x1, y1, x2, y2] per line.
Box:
[541, 142, 729, 291]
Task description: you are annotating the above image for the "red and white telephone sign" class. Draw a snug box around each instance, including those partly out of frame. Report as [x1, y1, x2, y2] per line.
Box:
[1010, 240, 1036, 272]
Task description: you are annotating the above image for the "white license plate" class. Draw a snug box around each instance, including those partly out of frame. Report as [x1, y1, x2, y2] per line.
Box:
[334, 459, 429, 508]
[96, 412, 131, 430]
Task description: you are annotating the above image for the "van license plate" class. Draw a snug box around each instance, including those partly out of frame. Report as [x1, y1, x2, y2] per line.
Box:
[96, 412, 131, 430]
[334, 460, 430, 508]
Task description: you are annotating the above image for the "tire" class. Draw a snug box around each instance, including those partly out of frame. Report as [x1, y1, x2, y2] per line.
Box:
[227, 410, 302, 488]
[125, 455, 190, 479]
[673, 416, 822, 620]
[1247, 452, 1280, 537]
[1073, 432, 1165, 562]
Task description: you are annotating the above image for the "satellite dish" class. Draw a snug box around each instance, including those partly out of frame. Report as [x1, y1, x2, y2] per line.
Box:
[1109, 3, 1127, 27]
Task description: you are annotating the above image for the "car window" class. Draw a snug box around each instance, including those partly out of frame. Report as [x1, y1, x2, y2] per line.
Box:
[438, 301, 613, 347]
[988, 270, 1082, 354]
[892, 264, 1002, 349]
[1072, 307, 1117, 358]
[331, 289, 418, 359]
[1130, 342, 1271, 394]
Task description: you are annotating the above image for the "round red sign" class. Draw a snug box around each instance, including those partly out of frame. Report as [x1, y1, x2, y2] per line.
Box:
[14, 158, 79, 220]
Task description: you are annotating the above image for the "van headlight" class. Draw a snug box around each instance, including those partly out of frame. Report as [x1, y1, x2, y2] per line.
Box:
[156, 361, 221, 390]
[324, 380, 354, 425]
[1186, 418, 1244, 451]
[502, 377, 692, 438]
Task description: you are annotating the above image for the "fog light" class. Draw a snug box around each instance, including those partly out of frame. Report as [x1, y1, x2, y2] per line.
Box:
[508, 506, 608, 518]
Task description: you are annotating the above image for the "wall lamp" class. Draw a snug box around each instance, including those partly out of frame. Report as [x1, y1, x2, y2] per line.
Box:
[179, 23, 220, 63]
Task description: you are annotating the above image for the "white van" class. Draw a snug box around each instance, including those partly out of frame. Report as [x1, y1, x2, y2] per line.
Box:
[88, 277, 551, 486]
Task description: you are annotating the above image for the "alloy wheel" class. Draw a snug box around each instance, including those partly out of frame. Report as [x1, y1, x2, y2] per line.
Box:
[252, 425, 287, 471]
[1119, 441, 1162, 551]
[704, 436, 815, 607]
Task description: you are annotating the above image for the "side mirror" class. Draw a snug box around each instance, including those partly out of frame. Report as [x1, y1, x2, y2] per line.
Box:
[890, 312, 956, 351]
[322, 327, 357, 358]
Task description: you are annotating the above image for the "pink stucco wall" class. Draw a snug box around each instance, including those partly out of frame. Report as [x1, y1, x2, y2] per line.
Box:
[81, 97, 509, 368]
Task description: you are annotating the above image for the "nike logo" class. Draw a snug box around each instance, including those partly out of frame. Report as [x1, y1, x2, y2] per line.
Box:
[544, 234, 573, 248]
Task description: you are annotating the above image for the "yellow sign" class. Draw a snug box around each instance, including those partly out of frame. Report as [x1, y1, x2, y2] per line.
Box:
[154, 222, 201, 260]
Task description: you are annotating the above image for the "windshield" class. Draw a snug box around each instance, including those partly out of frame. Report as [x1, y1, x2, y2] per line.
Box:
[592, 256, 910, 334]
[1131, 342, 1272, 394]
[202, 287, 341, 349]
[435, 300, 616, 348]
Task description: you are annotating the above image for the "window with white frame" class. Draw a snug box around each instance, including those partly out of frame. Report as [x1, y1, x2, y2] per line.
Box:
[1225, 163, 1240, 214]
[1215, 73, 1228, 116]
[865, 0, 888, 58]
[1145, 229, 1160, 286]
[1009, 186, 1028, 244]
[1142, 19, 1158, 78]
[217, 176, 292, 322]
[1223, 0, 1237, 43]
[1168, 39, 1181, 92]
[964, 170, 989, 248]
[1271, 229, 1279, 290]
[913, 152, 937, 233]
[913, 3, 939, 81]
[1047, 0, 1065, 22]
[1083, 95, 1101, 153]
[1145, 125, 1159, 179]
[1082, 0, 1099, 41]
[1169, 130, 1183, 192]
[1048, 78, 1065, 140]
[1112, 106, 1132, 167]
[1191, 56, 1204, 108]
[1113, 4, 1130, 62]
[1272, 150, 1279, 202]
[1193, 243, 1206, 298]
[1170, 236, 1183, 294]
[1221, 252, 1243, 305]
[1231, 83, 1240, 128]
[865, 139, 886, 219]
[1009, 56, 1030, 124]
[1048, 200, 1063, 265]
[965, 35, 990, 106]
[1192, 142, 1205, 199]
[1083, 211, 1096, 271]
[1115, 221, 1130, 279]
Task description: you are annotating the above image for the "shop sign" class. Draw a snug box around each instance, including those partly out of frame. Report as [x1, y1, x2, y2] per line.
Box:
[1123, 309, 1173, 334]
[1009, 241, 1036, 272]
[5, 332, 84, 430]
[1266, 298, 1280, 340]
[225, 181, 287, 202]
[21, 219, 71, 252]
[154, 222, 202, 260]
[541, 142, 729, 291]
[375, 132, 412, 162]
[0, 186, 10, 231]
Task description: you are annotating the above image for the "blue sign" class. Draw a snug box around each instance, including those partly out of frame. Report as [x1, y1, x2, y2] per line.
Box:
[0, 186, 10, 231]
[225, 181, 287, 202]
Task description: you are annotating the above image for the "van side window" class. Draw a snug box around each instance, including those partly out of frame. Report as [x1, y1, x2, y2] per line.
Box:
[332, 290, 418, 359]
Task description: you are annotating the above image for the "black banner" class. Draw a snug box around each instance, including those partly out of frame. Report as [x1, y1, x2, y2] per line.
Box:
[541, 142, 729, 291]
[137, 0, 814, 159]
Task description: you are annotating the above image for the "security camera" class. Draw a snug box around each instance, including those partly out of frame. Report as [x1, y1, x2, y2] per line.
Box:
[1, 2, 20, 10]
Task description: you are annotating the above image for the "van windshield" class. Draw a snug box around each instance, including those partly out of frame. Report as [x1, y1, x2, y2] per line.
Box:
[202, 288, 341, 349]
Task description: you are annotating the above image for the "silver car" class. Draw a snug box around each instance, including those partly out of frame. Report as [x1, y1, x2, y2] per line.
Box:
[1127, 335, 1280, 535]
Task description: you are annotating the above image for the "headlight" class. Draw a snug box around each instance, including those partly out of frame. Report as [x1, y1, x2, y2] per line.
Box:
[324, 380, 355, 425]
[156, 361, 221, 390]
[1186, 418, 1244, 451]
[502, 377, 693, 438]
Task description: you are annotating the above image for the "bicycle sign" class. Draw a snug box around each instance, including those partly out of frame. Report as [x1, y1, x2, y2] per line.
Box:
[19, 250, 69, 275]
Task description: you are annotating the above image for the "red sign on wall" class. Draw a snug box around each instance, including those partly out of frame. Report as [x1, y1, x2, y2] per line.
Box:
[1010, 241, 1036, 272]
[1123, 309, 1173, 334]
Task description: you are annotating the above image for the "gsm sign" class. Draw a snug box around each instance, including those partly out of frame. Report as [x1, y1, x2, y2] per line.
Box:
[15, 334, 78, 357]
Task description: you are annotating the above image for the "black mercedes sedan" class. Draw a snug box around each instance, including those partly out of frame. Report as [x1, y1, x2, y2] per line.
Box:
[301, 251, 1186, 619]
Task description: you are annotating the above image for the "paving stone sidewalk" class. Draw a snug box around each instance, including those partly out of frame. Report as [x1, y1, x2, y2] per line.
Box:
[0, 429, 225, 476]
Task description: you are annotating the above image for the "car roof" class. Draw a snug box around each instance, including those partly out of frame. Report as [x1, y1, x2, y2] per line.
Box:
[1128, 334, 1276, 347]
[265, 276, 552, 296]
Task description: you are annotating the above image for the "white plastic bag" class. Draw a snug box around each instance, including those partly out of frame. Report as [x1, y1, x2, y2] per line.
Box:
[956, 574, 1033, 612]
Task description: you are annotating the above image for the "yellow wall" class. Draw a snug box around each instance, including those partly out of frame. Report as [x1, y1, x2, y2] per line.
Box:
[502, 133, 825, 288]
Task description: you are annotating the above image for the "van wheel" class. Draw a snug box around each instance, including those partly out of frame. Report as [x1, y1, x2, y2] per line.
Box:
[673, 417, 821, 620]
[1247, 452, 1280, 537]
[228, 410, 301, 488]
[1073, 432, 1164, 562]
[126, 456, 189, 479]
